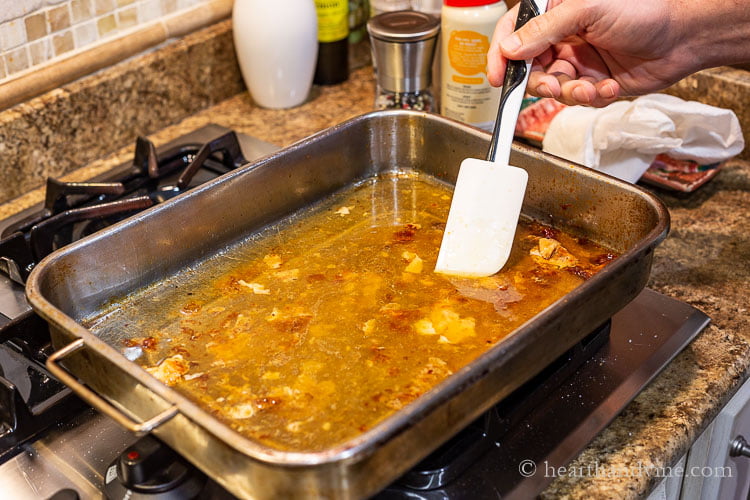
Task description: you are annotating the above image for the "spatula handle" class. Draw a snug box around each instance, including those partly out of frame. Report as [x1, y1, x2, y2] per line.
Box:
[487, 0, 548, 163]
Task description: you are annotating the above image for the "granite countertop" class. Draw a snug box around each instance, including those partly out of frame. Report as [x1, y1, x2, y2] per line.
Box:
[1, 22, 749, 499]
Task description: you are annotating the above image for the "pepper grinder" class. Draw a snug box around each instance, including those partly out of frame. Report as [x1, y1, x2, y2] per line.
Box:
[367, 10, 440, 111]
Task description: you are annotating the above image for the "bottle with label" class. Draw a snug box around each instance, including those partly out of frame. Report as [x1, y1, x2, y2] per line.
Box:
[411, 0, 443, 112]
[314, 0, 350, 84]
[440, 0, 508, 130]
[348, 0, 372, 70]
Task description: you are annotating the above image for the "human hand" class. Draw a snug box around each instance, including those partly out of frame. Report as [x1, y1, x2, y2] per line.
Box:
[487, 0, 700, 107]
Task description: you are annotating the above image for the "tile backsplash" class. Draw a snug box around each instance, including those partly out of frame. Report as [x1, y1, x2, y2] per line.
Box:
[0, 0, 214, 82]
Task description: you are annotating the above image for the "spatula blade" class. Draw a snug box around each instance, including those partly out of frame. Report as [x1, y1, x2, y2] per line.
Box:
[435, 158, 528, 277]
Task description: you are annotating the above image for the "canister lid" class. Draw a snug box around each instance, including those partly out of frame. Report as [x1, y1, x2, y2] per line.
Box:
[367, 10, 440, 42]
[444, 0, 502, 7]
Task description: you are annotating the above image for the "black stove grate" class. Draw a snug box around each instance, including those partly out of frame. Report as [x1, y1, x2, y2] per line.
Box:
[0, 130, 249, 462]
[0, 131, 246, 285]
[0, 312, 88, 462]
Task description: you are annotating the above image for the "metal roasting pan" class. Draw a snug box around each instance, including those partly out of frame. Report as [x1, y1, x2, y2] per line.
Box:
[26, 110, 669, 499]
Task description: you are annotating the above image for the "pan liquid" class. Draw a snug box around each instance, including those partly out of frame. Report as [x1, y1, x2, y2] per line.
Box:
[84, 172, 616, 452]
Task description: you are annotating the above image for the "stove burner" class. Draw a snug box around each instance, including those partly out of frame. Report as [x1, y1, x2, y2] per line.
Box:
[0, 126, 266, 464]
[0, 131, 247, 285]
[0, 313, 87, 462]
[176, 131, 247, 190]
[0, 233, 32, 285]
[45, 178, 127, 215]
[29, 196, 154, 262]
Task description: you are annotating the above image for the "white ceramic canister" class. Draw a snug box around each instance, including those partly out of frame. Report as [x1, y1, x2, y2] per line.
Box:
[233, 0, 318, 109]
[440, 0, 507, 130]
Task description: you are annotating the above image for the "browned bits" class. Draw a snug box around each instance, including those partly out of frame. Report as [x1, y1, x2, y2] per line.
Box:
[592, 253, 617, 265]
[124, 336, 158, 350]
[393, 229, 415, 243]
[170, 346, 190, 357]
[380, 308, 420, 333]
[529, 222, 560, 240]
[181, 302, 201, 314]
[254, 397, 282, 410]
[221, 312, 240, 328]
[567, 266, 594, 280]
[121, 177, 620, 453]
[272, 315, 313, 333]
[371, 388, 392, 403]
[523, 266, 557, 284]
[370, 347, 390, 363]
[226, 277, 242, 291]
[390, 391, 417, 408]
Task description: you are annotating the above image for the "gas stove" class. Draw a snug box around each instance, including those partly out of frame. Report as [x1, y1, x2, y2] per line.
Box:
[0, 125, 709, 499]
[0, 125, 279, 465]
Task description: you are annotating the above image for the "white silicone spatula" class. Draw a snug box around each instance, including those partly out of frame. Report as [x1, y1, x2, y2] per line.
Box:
[435, 0, 548, 277]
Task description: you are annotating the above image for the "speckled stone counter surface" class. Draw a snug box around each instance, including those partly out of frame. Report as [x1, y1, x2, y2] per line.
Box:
[1, 22, 749, 500]
[0, 20, 244, 206]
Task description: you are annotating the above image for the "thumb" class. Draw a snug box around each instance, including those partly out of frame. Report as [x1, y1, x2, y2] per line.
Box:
[500, 1, 586, 60]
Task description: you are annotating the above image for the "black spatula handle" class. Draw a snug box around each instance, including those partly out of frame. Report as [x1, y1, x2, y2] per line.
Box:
[487, 0, 542, 162]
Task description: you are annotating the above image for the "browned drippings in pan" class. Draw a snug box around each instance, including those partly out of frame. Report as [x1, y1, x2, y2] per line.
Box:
[84, 174, 616, 453]
[27, 111, 668, 499]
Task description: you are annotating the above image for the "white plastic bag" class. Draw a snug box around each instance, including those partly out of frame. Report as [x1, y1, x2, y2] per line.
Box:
[542, 94, 745, 183]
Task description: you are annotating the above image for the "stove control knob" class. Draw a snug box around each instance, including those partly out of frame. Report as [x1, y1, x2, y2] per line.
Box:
[104, 435, 206, 499]
[119, 435, 181, 488]
[730, 435, 750, 458]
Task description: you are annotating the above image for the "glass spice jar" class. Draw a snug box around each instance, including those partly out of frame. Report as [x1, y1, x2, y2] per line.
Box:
[366, 10, 440, 111]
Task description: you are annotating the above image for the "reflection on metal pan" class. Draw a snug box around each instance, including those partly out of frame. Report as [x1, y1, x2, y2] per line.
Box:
[26, 110, 668, 499]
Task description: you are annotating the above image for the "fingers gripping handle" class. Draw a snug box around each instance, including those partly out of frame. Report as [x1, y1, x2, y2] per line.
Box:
[487, 0, 549, 163]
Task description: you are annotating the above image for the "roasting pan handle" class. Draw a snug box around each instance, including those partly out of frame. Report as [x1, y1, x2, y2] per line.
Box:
[46, 339, 179, 436]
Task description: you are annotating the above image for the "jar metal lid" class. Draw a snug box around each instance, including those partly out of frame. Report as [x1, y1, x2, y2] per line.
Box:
[366, 10, 440, 42]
